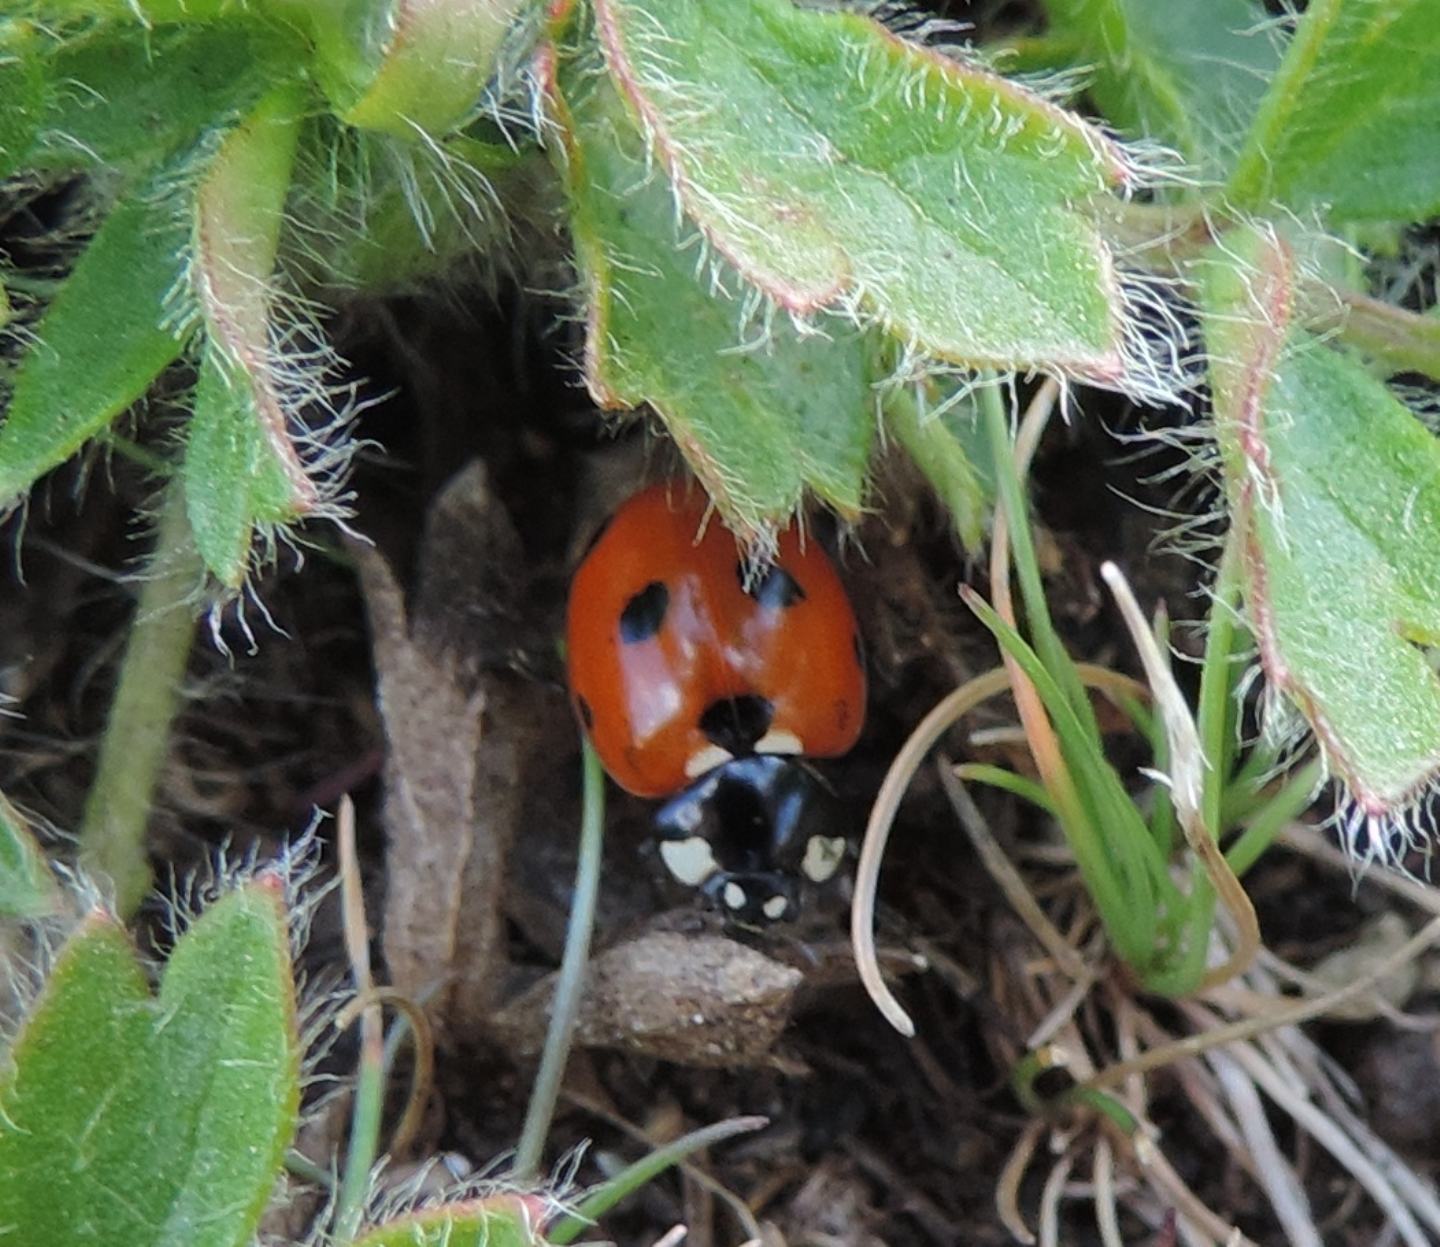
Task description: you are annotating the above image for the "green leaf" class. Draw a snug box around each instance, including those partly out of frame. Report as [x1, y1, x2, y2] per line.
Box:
[549, 38, 874, 533]
[1228, 0, 1440, 222]
[184, 83, 312, 587]
[1202, 224, 1440, 815]
[1040, 0, 1279, 178]
[0, 789, 56, 919]
[184, 353, 308, 587]
[306, 0, 528, 138]
[0, 20, 47, 179]
[592, 0, 1138, 384]
[0, 881, 300, 1247]
[284, 125, 523, 296]
[353, 1199, 547, 1247]
[0, 183, 190, 506]
[22, 24, 291, 180]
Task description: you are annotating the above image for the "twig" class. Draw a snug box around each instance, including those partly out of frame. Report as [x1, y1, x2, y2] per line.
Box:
[937, 758, 1091, 986]
[1280, 823, 1440, 917]
[334, 986, 435, 1159]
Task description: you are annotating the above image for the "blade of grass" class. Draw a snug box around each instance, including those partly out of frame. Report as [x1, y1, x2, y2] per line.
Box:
[545, 1115, 768, 1245]
[1226, 760, 1324, 877]
[513, 735, 605, 1183]
[335, 795, 383, 1244]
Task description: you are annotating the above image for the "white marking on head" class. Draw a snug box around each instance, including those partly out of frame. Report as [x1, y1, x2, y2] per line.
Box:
[753, 728, 804, 756]
[762, 894, 789, 921]
[802, 835, 847, 883]
[723, 881, 748, 910]
[685, 743, 733, 778]
[660, 836, 719, 887]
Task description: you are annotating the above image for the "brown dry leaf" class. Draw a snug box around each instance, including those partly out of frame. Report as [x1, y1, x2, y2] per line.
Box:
[354, 461, 550, 1038]
[492, 928, 803, 1068]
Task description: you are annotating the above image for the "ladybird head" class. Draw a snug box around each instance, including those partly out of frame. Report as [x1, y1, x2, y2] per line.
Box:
[652, 754, 848, 924]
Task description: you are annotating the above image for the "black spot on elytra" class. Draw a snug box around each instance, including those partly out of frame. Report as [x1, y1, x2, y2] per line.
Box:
[699, 694, 775, 755]
[736, 561, 806, 609]
[575, 695, 594, 730]
[619, 581, 669, 644]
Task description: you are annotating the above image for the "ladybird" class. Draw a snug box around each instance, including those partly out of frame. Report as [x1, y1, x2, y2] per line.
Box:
[566, 481, 865, 922]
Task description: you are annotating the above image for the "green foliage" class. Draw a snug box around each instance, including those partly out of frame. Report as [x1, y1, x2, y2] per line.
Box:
[1227, 0, 1440, 222]
[0, 882, 300, 1247]
[0, 788, 56, 918]
[1040, 0, 1280, 178]
[0, 183, 190, 506]
[182, 85, 309, 587]
[0, 6, 523, 585]
[550, 34, 874, 531]
[1201, 224, 1440, 814]
[10, 24, 291, 181]
[590, 0, 1137, 384]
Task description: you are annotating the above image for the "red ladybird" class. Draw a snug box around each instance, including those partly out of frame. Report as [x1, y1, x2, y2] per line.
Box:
[566, 481, 866, 923]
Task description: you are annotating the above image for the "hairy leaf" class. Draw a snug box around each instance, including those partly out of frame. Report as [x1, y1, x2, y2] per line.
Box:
[0, 789, 55, 919]
[284, 126, 523, 296]
[549, 40, 873, 534]
[0, 21, 46, 179]
[1040, 0, 1279, 178]
[593, 0, 1137, 384]
[183, 84, 311, 586]
[307, 0, 528, 138]
[0, 883, 300, 1247]
[0, 183, 190, 506]
[1228, 0, 1440, 221]
[184, 353, 306, 587]
[21, 24, 289, 180]
[1202, 225, 1440, 815]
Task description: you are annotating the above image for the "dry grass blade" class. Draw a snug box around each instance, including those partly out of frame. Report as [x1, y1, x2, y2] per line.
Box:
[1099, 561, 1260, 988]
[1208, 1049, 1318, 1246]
[852, 664, 1146, 1035]
[1083, 914, 1440, 1091]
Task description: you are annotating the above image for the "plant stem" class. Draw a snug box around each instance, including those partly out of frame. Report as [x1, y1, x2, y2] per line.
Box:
[335, 797, 383, 1244]
[1197, 533, 1243, 839]
[79, 479, 200, 917]
[513, 736, 606, 1183]
[1315, 292, 1440, 381]
[882, 383, 987, 552]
